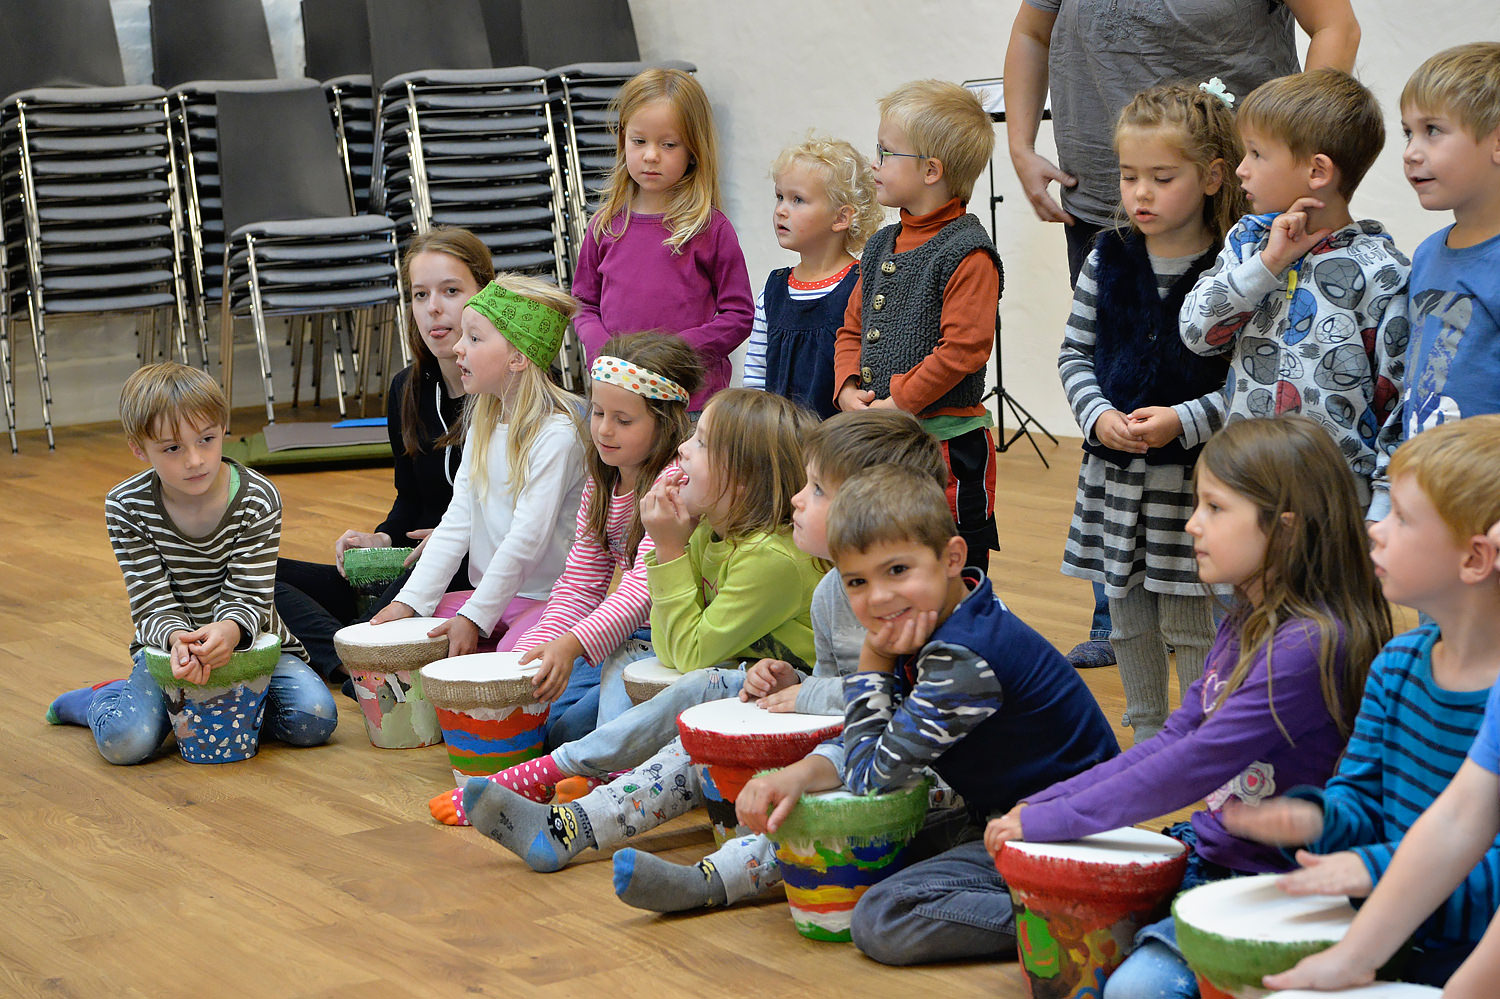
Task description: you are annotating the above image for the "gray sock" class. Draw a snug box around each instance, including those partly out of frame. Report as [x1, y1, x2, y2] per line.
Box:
[462, 778, 596, 873]
[613, 848, 729, 912]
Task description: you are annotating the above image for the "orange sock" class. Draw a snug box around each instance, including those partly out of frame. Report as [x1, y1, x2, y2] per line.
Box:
[553, 775, 602, 804]
[429, 787, 469, 826]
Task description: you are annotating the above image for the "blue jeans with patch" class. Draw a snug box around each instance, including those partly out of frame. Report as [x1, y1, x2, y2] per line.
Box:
[550, 666, 746, 777]
[88, 650, 338, 765]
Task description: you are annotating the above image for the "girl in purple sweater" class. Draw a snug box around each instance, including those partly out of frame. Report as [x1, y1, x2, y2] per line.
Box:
[988, 415, 1392, 999]
[571, 68, 753, 411]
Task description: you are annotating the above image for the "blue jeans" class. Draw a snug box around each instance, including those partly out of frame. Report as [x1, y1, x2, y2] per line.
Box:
[1091, 581, 1112, 641]
[545, 657, 602, 750]
[88, 651, 338, 765]
[550, 666, 746, 777]
[1102, 917, 1198, 999]
[849, 831, 1016, 966]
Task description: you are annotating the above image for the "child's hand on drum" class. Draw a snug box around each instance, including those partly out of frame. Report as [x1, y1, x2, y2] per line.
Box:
[1221, 796, 1324, 846]
[520, 634, 585, 703]
[984, 804, 1027, 858]
[641, 470, 697, 561]
[335, 529, 393, 576]
[430, 614, 480, 658]
[736, 759, 829, 835]
[1261, 939, 1376, 992]
[740, 658, 799, 700]
[1277, 849, 1373, 898]
[403, 529, 432, 567]
[182, 620, 240, 672]
[169, 632, 209, 685]
[370, 600, 416, 626]
[753, 687, 800, 713]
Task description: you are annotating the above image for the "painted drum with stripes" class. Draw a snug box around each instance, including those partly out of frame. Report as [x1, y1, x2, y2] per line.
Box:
[676, 698, 844, 845]
[769, 781, 930, 942]
[420, 652, 548, 786]
[144, 632, 281, 764]
[1175, 874, 1356, 999]
[999, 827, 1187, 999]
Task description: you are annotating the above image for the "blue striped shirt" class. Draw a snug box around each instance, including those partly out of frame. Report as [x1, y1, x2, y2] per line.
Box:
[1289, 624, 1500, 950]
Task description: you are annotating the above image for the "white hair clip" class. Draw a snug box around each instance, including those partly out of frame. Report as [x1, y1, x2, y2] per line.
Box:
[1199, 77, 1236, 108]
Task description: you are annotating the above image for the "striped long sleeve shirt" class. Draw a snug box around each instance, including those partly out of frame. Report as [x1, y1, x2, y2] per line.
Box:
[105, 461, 303, 659]
[1288, 624, 1500, 951]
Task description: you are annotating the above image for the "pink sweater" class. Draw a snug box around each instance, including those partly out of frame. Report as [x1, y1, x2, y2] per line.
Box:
[571, 209, 753, 409]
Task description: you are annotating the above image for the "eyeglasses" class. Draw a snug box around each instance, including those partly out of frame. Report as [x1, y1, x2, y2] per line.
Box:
[874, 142, 927, 167]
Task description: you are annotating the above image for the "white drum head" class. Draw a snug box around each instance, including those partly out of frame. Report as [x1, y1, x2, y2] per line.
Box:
[1005, 826, 1186, 866]
[1268, 986, 1440, 998]
[334, 617, 447, 647]
[1174, 874, 1355, 943]
[621, 657, 681, 684]
[678, 697, 841, 736]
[421, 651, 537, 683]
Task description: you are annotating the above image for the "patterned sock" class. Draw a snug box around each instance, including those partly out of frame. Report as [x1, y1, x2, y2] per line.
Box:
[428, 787, 470, 826]
[463, 779, 596, 873]
[488, 753, 569, 803]
[46, 680, 124, 726]
[553, 775, 603, 804]
[613, 849, 728, 912]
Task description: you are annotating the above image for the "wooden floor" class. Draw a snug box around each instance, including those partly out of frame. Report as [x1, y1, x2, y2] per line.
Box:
[1, 413, 1192, 998]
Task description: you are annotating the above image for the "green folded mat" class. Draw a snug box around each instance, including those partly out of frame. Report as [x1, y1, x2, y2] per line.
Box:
[223, 432, 393, 470]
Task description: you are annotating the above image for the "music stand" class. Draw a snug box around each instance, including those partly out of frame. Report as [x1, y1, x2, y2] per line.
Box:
[963, 77, 1057, 468]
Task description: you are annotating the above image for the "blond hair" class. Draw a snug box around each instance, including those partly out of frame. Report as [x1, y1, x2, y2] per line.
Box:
[1237, 69, 1385, 201]
[803, 410, 946, 492]
[1388, 415, 1500, 544]
[119, 361, 229, 445]
[827, 465, 956, 562]
[400, 226, 495, 458]
[462, 272, 585, 499]
[1115, 83, 1250, 244]
[877, 80, 994, 203]
[1196, 416, 1391, 740]
[772, 135, 884, 256]
[1401, 43, 1500, 140]
[591, 68, 721, 252]
[698, 388, 817, 541]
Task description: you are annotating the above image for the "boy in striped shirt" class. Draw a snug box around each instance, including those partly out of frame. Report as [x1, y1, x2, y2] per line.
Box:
[47, 362, 336, 764]
[1225, 415, 1500, 990]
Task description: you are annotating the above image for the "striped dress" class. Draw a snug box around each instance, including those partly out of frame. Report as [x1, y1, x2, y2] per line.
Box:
[1058, 246, 1227, 597]
[106, 460, 304, 659]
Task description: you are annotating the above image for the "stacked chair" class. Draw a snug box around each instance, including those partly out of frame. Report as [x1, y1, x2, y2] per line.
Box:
[0, 0, 189, 451]
[303, 0, 377, 214]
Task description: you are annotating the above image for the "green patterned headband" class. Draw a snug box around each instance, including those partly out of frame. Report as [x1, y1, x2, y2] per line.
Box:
[465, 281, 569, 368]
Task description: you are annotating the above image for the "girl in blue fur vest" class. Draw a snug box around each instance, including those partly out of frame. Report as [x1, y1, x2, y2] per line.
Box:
[1057, 82, 1250, 745]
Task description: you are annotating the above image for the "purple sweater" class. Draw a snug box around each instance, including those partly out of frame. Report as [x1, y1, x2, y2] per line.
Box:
[1021, 615, 1350, 874]
[572, 209, 754, 409]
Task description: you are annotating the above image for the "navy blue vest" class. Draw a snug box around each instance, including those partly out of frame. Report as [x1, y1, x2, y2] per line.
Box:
[763, 264, 859, 420]
[1083, 230, 1227, 468]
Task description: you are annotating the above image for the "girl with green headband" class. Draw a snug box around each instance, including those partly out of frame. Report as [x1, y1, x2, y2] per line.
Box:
[371, 274, 588, 659]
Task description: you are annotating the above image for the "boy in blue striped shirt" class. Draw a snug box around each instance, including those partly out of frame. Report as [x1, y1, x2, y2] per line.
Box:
[1226, 414, 1500, 992]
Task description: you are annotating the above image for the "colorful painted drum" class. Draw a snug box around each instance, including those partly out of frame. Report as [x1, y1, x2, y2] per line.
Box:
[1268, 987, 1440, 999]
[676, 698, 843, 845]
[144, 632, 281, 764]
[420, 652, 548, 787]
[333, 618, 448, 749]
[998, 827, 1189, 999]
[1175, 874, 1356, 999]
[769, 781, 930, 942]
[621, 656, 682, 705]
[341, 546, 414, 616]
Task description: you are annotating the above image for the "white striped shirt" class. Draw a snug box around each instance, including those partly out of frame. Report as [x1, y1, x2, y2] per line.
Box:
[106, 461, 304, 659]
[741, 271, 850, 389]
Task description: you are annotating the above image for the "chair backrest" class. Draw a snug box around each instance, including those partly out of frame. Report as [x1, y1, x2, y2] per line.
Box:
[149, 0, 278, 87]
[477, 0, 526, 68]
[218, 84, 352, 233]
[521, 0, 639, 68]
[303, 0, 372, 81]
[366, 0, 492, 89]
[0, 0, 126, 97]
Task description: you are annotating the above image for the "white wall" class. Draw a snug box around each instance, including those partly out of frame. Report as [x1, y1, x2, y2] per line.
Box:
[6, 0, 1488, 437]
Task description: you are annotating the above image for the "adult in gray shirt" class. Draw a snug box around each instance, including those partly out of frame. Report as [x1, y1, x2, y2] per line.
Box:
[1002, 0, 1359, 671]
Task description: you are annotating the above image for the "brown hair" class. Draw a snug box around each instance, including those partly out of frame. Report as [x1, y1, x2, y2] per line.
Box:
[803, 410, 947, 491]
[591, 68, 721, 251]
[1196, 415, 1391, 739]
[827, 465, 956, 562]
[119, 361, 229, 445]
[877, 80, 994, 203]
[586, 331, 703, 563]
[1115, 82, 1250, 244]
[1401, 42, 1500, 140]
[1387, 414, 1500, 544]
[1237, 69, 1385, 201]
[400, 227, 494, 457]
[698, 388, 817, 541]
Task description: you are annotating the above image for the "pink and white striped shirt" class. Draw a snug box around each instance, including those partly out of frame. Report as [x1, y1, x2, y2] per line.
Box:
[512, 465, 674, 663]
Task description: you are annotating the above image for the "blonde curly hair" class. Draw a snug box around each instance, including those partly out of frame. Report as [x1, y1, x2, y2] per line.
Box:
[772, 135, 885, 256]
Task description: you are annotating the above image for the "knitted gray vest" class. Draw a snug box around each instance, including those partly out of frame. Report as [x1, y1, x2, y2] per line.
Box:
[857, 213, 1002, 413]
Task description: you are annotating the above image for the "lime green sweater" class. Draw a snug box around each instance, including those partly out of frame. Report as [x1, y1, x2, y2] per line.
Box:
[644, 525, 823, 673]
